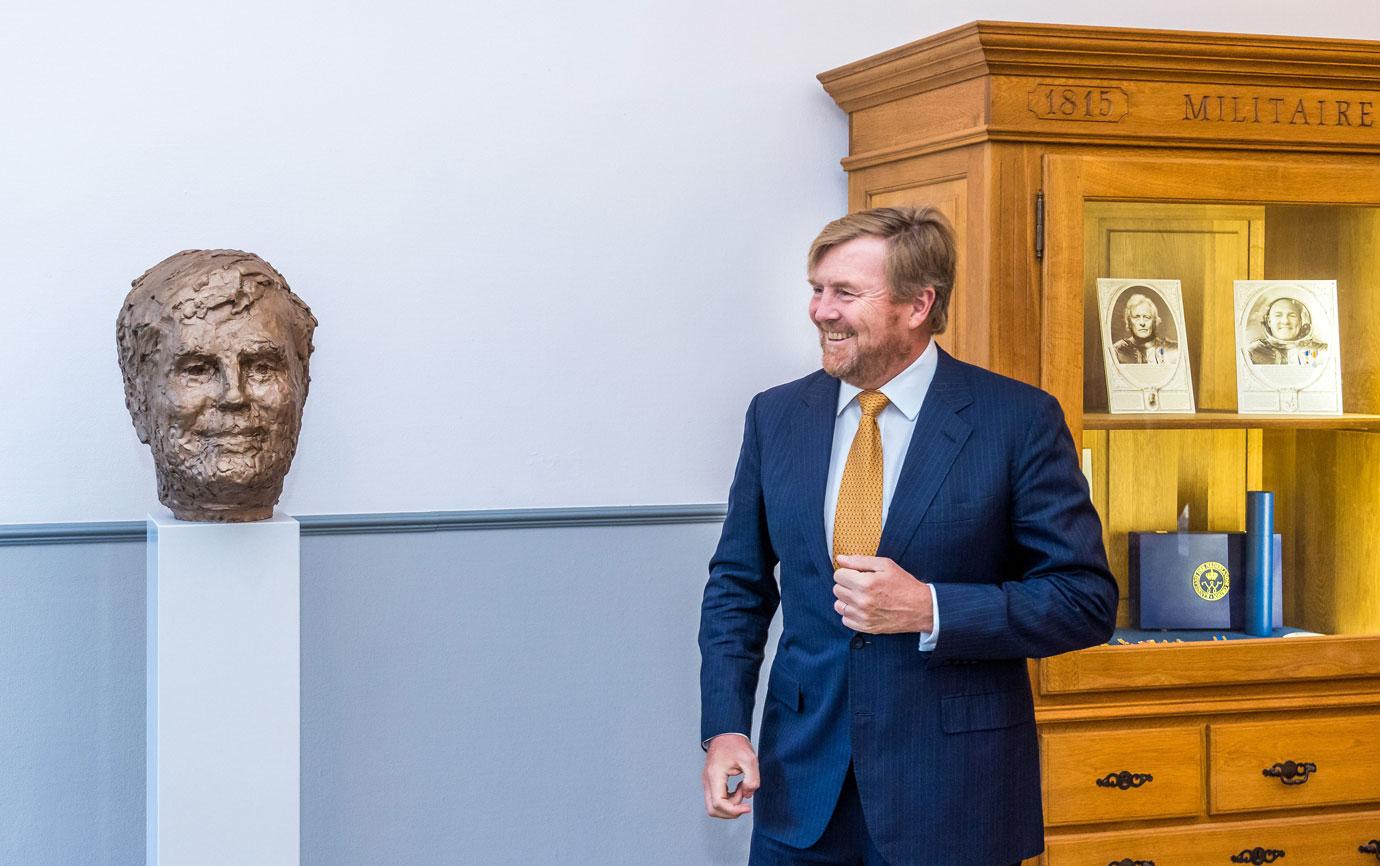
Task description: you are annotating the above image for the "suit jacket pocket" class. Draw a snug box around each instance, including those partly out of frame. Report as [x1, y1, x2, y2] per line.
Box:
[940, 690, 1031, 733]
[921, 493, 1000, 525]
[766, 663, 802, 713]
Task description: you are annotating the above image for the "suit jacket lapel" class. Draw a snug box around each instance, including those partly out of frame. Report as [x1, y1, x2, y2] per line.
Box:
[789, 372, 839, 579]
[877, 348, 974, 562]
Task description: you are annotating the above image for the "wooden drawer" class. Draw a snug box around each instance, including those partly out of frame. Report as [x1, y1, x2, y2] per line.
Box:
[1042, 726, 1203, 826]
[1045, 810, 1380, 866]
[1209, 714, 1380, 814]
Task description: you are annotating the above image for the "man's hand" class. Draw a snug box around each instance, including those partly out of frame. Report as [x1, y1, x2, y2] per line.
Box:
[833, 555, 933, 634]
[702, 734, 760, 819]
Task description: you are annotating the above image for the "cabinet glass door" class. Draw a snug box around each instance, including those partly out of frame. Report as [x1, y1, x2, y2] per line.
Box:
[1044, 155, 1380, 648]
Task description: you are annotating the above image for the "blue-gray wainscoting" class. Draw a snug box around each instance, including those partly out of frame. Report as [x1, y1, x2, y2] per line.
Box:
[0, 506, 779, 866]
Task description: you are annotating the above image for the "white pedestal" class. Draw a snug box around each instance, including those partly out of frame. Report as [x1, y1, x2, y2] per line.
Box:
[146, 512, 300, 866]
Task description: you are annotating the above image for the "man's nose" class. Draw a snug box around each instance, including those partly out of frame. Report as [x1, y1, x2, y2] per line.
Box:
[811, 295, 837, 322]
[217, 363, 248, 408]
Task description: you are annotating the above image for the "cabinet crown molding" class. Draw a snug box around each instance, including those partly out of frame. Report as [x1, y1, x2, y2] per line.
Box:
[819, 21, 1380, 112]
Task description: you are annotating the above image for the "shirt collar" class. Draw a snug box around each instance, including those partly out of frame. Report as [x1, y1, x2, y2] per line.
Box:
[835, 338, 938, 422]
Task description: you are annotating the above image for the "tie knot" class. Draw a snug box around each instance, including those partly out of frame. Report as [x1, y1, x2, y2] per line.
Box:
[857, 391, 889, 418]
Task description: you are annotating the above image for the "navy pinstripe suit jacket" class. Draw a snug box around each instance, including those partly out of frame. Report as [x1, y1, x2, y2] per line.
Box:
[699, 348, 1117, 866]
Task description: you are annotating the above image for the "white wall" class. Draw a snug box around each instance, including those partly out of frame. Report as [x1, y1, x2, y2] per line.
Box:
[2, 0, 1376, 524]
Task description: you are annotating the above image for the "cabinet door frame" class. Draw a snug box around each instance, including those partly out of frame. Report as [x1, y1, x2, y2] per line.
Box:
[1035, 153, 1380, 697]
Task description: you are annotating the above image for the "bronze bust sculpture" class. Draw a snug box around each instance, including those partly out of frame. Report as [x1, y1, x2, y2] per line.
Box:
[117, 250, 317, 522]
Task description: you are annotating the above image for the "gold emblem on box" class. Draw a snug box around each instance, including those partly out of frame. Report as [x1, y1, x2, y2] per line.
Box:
[1192, 561, 1230, 601]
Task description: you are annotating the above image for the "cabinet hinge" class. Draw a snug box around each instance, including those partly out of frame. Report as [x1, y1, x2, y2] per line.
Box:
[1034, 191, 1045, 260]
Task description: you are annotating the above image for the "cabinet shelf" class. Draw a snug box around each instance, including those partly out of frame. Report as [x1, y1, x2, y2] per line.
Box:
[1082, 411, 1380, 432]
[1039, 633, 1380, 696]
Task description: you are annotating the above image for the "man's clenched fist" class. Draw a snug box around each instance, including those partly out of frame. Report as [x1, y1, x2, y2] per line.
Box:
[702, 733, 760, 819]
[832, 555, 933, 634]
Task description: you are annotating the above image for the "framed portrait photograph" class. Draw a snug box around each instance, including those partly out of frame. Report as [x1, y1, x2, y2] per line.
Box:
[1233, 280, 1343, 414]
[1096, 279, 1196, 413]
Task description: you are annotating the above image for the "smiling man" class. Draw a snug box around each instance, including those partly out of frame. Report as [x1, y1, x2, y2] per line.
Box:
[116, 250, 317, 521]
[699, 207, 1116, 866]
[1247, 296, 1328, 365]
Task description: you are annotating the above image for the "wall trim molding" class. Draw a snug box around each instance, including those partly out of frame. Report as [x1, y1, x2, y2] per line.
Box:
[0, 504, 729, 547]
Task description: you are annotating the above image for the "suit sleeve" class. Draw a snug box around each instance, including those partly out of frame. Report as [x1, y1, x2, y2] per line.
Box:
[928, 393, 1117, 662]
[698, 394, 781, 743]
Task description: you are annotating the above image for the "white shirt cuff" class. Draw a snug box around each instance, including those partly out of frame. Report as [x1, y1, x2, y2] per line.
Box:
[917, 583, 939, 652]
[702, 732, 752, 751]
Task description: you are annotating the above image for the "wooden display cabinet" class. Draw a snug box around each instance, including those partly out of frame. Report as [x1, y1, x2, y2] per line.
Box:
[820, 22, 1380, 863]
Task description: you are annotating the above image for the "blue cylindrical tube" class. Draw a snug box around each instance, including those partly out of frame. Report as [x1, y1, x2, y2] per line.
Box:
[1244, 490, 1275, 637]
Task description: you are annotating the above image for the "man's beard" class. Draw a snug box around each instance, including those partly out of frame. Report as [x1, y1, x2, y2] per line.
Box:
[819, 328, 911, 387]
[147, 410, 300, 521]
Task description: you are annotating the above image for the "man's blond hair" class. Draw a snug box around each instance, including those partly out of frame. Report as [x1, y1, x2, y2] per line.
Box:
[807, 206, 957, 334]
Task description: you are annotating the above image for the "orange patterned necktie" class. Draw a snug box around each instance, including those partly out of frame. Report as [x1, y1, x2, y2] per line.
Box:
[833, 390, 890, 561]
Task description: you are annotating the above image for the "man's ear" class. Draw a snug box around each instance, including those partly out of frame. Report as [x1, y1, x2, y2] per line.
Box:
[908, 286, 937, 330]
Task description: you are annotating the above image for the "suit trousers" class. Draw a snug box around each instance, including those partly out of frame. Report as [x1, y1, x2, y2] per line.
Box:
[747, 764, 1022, 866]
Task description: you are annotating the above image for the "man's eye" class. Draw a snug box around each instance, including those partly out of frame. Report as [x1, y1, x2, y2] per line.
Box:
[249, 361, 279, 377]
[181, 363, 211, 377]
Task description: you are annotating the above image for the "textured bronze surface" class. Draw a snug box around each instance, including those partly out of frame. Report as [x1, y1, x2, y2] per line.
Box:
[117, 250, 317, 522]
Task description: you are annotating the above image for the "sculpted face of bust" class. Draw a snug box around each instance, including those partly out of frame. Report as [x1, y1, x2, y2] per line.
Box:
[117, 250, 317, 522]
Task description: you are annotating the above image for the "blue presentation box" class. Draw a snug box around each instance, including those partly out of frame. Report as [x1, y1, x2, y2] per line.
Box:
[1128, 531, 1283, 630]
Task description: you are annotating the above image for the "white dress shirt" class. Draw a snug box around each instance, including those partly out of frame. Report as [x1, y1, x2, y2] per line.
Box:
[825, 339, 941, 651]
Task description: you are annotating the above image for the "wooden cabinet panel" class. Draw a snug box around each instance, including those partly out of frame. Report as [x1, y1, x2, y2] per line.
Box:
[850, 77, 986, 157]
[1323, 433, 1380, 636]
[1043, 727, 1203, 826]
[1098, 428, 1249, 627]
[1209, 715, 1380, 814]
[1045, 810, 1380, 866]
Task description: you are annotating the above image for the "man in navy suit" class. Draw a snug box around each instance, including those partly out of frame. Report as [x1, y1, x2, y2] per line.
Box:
[698, 207, 1117, 865]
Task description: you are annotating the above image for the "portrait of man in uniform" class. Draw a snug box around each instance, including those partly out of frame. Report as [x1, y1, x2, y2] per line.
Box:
[1246, 296, 1328, 365]
[1096, 278, 1195, 413]
[1111, 290, 1179, 365]
[1233, 279, 1343, 415]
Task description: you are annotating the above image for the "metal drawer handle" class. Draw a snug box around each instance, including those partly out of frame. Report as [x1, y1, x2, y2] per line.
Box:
[1107, 860, 1155, 866]
[1360, 839, 1380, 860]
[1096, 770, 1153, 790]
[1262, 760, 1316, 785]
[1231, 848, 1285, 864]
